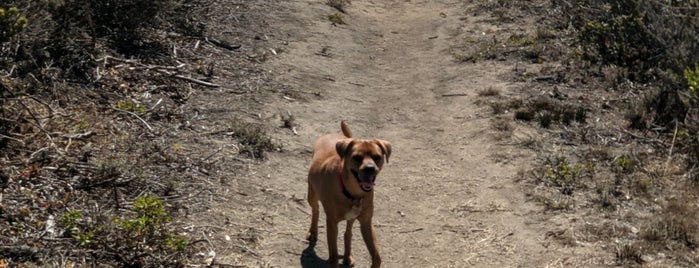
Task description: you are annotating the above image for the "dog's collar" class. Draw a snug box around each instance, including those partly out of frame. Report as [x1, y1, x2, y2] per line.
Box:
[338, 163, 356, 201]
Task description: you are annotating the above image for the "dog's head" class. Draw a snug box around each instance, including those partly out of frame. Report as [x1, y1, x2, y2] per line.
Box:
[336, 138, 391, 192]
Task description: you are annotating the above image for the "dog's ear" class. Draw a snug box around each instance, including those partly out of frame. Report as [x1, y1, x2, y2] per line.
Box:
[336, 139, 355, 159]
[373, 139, 392, 163]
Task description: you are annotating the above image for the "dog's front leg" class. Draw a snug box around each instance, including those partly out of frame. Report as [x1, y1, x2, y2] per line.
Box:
[343, 219, 356, 266]
[360, 221, 381, 268]
[326, 216, 340, 267]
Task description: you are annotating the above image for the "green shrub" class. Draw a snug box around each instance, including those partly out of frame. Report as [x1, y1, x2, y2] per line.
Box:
[329, 12, 345, 24]
[556, 0, 699, 130]
[113, 195, 188, 263]
[0, 6, 27, 42]
[60, 210, 94, 246]
[537, 156, 594, 195]
[558, 0, 698, 78]
[685, 65, 699, 97]
[117, 195, 171, 236]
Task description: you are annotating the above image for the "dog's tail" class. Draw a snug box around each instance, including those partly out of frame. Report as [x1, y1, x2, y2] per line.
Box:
[340, 121, 353, 138]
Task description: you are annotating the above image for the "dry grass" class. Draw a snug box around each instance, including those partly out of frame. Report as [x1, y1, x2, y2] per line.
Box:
[478, 87, 501, 97]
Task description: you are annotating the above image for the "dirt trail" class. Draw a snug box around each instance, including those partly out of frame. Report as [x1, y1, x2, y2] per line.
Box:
[211, 1, 584, 267]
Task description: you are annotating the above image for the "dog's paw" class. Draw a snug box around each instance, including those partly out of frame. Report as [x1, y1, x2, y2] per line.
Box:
[305, 231, 317, 242]
[342, 254, 355, 267]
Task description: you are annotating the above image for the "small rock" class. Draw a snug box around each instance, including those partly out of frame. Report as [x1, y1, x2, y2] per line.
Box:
[630, 226, 639, 234]
[640, 255, 654, 263]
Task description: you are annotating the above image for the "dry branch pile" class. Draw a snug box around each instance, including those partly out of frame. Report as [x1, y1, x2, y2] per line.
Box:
[0, 0, 280, 266]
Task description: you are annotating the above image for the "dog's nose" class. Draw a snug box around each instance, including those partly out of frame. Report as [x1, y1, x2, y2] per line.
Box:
[363, 164, 376, 173]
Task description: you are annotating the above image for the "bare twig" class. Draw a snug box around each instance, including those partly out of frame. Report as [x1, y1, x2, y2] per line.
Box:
[0, 133, 25, 145]
[110, 107, 153, 131]
[663, 122, 679, 177]
[61, 131, 94, 139]
[173, 74, 220, 87]
[203, 147, 224, 162]
[442, 93, 469, 97]
[398, 227, 425, 233]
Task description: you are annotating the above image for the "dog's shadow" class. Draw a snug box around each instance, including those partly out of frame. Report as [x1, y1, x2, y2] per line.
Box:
[300, 241, 327, 268]
[301, 241, 353, 268]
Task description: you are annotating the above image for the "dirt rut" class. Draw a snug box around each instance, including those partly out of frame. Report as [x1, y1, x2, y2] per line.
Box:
[214, 1, 579, 267]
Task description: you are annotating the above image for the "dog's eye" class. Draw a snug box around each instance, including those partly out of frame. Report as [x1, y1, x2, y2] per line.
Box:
[372, 155, 381, 162]
[352, 155, 363, 162]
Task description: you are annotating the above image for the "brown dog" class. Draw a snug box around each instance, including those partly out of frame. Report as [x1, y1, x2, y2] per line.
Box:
[306, 121, 391, 268]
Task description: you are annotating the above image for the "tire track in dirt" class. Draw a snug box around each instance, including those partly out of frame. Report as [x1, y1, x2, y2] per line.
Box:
[219, 1, 580, 266]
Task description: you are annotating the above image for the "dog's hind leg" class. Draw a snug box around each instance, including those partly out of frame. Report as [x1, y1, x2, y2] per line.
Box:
[306, 184, 319, 242]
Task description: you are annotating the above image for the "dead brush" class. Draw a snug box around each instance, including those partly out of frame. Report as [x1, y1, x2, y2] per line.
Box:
[327, 0, 350, 13]
[642, 197, 699, 249]
[230, 119, 278, 159]
[513, 96, 587, 128]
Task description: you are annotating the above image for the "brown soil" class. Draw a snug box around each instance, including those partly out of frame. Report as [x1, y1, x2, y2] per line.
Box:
[184, 1, 609, 267]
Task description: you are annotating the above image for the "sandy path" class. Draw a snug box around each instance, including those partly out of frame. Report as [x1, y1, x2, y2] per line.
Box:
[214, 1, 578, 267]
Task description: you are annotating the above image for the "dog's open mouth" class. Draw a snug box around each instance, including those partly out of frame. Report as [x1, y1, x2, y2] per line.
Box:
[351, 170, 376, 192]
[359, 181, 375, 191]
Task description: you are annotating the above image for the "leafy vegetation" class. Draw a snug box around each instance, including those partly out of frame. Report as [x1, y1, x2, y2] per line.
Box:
[535, 156, 594, 195]
[329, 12, 346, 25]
[0, 6, 27, 42]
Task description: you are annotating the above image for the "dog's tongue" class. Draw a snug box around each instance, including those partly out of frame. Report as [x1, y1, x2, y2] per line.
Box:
[360, 181, 376, 187]
[356, 173, 376, 191]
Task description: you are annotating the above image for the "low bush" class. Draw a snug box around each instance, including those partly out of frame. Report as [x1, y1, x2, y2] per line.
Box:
[556, 0, 699, 181]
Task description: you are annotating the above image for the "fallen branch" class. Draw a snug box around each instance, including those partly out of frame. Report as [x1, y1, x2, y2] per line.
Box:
[97, 55, 219, 87]
[0, 245, 41, 258]
[621, 129, 665, 145]
[205, 37, 242, 51]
